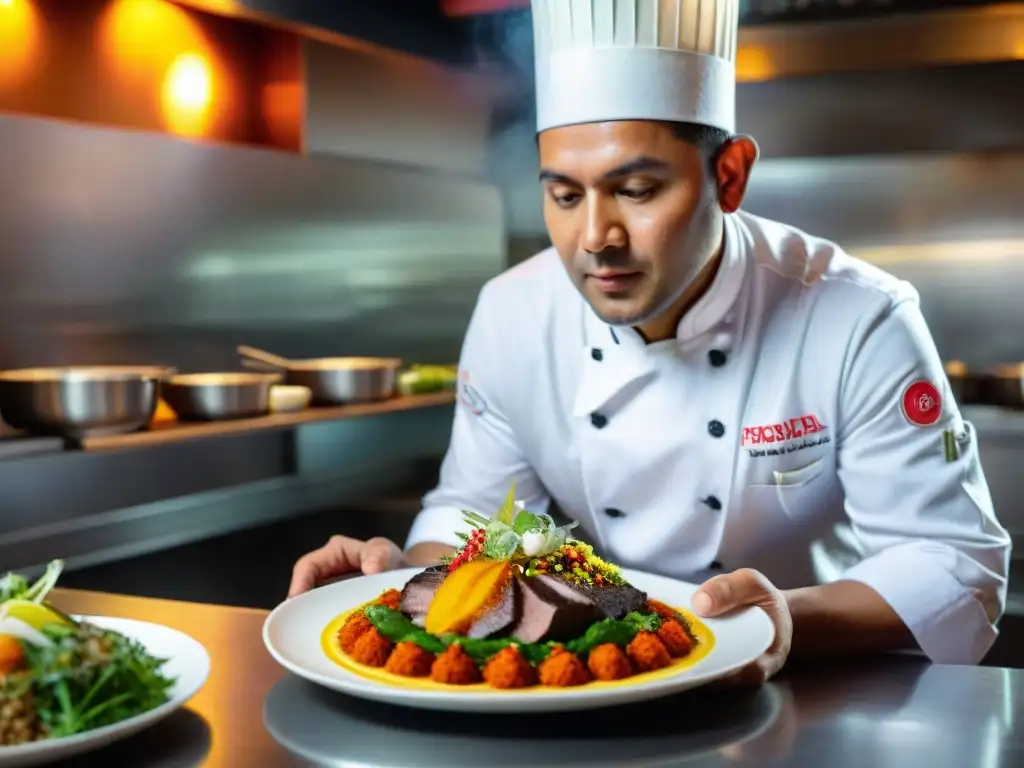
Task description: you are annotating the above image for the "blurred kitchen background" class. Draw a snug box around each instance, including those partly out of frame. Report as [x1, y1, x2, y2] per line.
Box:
[2, 0, 1024, 665]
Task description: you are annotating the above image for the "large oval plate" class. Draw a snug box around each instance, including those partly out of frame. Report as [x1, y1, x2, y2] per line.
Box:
[263, 568, 774, 713]
[0, 616, 210, 768]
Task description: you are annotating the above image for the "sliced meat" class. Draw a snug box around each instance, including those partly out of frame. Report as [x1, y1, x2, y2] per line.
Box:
[464, 579, 517, 638]
[572, 581, 648, 620]
[399, 565, 447, 627]
[510, 575, 602, 643]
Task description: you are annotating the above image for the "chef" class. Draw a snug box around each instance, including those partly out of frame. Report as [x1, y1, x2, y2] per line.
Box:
[290, 0, 1010, 676]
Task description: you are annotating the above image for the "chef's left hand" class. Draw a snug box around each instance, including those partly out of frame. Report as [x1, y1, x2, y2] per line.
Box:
[692, 568, 793, 686]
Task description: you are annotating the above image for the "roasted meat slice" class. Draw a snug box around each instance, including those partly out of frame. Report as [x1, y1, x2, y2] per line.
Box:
[399, 565, 447, 627]
[510, 574, 603, 643]
[572, 581, 648, 619]
[464, 578, 517, 638]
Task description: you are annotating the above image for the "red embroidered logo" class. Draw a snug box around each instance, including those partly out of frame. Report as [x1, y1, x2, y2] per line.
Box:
[741, 414, 827, 447]
[901, 380, 942, 427]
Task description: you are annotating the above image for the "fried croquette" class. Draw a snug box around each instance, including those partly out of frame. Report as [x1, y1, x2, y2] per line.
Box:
[627, 631, 671, 672]
[338, 611, 374, 654]
[482, 645, 537, 689]
[431, 644, 482, 685]
[375, 589, 402, 610]
[385, 641, 435, 677]
[538, 647, 590, 687]
[350, 627, 393, 667]
[646, 599, 683, 622]
[586, 642, 632, 681]
[656, 619, 694, 657]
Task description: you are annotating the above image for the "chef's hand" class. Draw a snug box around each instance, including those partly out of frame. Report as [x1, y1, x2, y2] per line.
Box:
[288, 536, 405, 598]
[691, 568, 793, 686]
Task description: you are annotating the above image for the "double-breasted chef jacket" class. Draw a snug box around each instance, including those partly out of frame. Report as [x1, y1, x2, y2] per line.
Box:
[405, 210, 1011, 665]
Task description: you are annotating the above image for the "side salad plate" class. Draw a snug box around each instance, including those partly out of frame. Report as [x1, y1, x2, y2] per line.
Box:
[264, 483, 774, 713]
[1, 561, 210, 767]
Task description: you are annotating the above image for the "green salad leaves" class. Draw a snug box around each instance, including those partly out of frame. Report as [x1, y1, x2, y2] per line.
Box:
[14, 623, 175, 738]
[1, 560, 176, 744]
[0, 560, 64, 605]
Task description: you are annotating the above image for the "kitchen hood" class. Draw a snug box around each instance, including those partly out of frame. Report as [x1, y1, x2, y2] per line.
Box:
[173, 0, 473, 65]
[454, 2, 1024, 81]
[443, 0, 1012, 25]
[735, 3, 1024, 80]
[171, 1, 1024, 77]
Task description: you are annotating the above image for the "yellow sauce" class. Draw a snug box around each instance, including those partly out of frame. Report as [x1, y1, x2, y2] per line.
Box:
[320, 602, 715, 694]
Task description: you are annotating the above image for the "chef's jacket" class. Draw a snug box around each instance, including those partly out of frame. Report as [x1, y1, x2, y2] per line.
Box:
[405, 210, 1011, 665]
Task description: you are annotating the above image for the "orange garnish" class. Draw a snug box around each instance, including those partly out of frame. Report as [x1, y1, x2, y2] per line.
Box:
[0, 634, 25, 677]
[424, 559, 513, 635]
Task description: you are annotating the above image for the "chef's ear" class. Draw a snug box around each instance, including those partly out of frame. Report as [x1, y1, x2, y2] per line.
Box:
[715, 135, 759, 214]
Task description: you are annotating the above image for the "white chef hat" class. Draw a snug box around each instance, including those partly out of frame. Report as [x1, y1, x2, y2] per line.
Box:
[531, 0, 740, 134]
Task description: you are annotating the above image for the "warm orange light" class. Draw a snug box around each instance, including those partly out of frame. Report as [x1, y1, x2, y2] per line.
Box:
[98, 0, 234, 138]
[736, 46, 775, 83]
[0, 0, 42, 91]
[98, 0, 208, 81]
[161, 51, 213, 135]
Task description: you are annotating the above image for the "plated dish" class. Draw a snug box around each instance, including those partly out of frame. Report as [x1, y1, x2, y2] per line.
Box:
[0, 561, 209, 766]
[264, 484, 774, 712]
[324, 485, 710, 690]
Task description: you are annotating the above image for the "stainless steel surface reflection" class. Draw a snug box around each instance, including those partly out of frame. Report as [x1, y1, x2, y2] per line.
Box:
[262, 660, 1022, 768]
[262, 675, 782, 767]
[45, 590, 1024, 768]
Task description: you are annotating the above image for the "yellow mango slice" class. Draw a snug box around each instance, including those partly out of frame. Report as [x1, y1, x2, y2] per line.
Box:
[425, 560, 513, 636]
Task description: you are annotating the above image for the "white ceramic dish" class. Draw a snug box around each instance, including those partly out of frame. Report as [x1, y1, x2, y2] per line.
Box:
[0, 616, 210, 768]
[269, 385, 312, 413]
[263, 567, 774, 713]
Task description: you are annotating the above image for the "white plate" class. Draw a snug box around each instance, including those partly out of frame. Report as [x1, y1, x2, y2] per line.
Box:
[263, 567, 774, 713]
[0, 616, 210, 768]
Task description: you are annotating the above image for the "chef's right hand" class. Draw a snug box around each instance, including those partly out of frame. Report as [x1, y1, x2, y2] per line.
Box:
[288, 536, 405, 598]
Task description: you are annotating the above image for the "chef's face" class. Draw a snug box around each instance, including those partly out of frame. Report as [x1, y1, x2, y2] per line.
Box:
[538, 120, 755, 333]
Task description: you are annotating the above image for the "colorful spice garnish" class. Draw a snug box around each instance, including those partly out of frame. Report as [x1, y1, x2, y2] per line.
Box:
[524, 541, 624, 587]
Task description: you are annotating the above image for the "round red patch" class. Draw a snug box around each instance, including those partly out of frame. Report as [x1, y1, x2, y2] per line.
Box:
[901, 380, 942, 427]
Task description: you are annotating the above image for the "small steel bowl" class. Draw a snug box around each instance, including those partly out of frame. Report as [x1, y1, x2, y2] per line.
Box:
[0, 367, 160, 438]
[284, 358, 402, 405]
[161, 373, 280, 422]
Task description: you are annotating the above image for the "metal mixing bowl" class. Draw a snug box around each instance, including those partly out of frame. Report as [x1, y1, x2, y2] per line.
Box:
[161, 373, 280, 421]
[283, 358, 401, 405]
[0, 367, 161, 438]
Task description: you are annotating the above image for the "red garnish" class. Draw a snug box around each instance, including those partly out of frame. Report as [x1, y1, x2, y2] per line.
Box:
[448, 528, 487, 572]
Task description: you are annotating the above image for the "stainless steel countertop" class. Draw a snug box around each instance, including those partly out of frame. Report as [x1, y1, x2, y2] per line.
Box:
[47, 589, 1024, 768]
